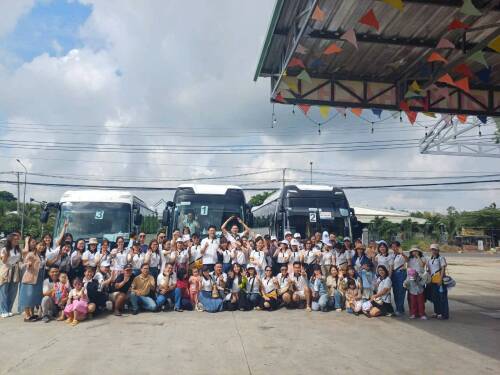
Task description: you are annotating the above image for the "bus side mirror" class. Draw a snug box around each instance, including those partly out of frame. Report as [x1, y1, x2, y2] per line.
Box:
[162, 209, 171, 227]
[134, 213, 143, 226]
[40, 209, 49, 224]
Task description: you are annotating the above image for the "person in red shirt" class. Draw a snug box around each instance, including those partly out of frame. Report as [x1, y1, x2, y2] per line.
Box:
[174, 268, 192, 312]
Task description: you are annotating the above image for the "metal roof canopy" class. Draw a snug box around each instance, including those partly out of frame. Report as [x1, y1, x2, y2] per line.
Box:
[254, 0, 500, 117]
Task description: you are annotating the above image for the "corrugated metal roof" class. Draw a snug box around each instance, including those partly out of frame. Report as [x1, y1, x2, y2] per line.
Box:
[256, 0, 500, 87]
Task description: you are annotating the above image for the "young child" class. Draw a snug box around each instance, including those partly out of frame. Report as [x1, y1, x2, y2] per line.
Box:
[345, 278, 362, 315]
[54, 272, 70, 321]
[360, 262, 374, 301]
[189, 268, 201, 311]
[403, 268, 427, 320]
[64, 277, 88, 326]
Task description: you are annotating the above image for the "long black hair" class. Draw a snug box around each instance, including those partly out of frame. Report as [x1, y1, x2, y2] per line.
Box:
[377, 265, 389, 279]
[5, 233, 20, 255]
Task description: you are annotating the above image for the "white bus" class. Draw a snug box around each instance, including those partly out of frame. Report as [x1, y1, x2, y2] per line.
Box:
[41, 190, 158, 242]
[162, 184, 253, 238]
[251, 184, 359, 240]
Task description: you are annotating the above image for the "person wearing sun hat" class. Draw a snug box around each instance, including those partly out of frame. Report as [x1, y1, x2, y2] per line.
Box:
[408, 247, 427, 275]
[427, 244, 449, 320]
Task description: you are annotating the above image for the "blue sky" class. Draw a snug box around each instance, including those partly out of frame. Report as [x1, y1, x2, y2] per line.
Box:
[0, 0, 90, 64]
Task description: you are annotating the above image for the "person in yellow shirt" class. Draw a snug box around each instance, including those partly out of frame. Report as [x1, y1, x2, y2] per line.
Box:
[129, 263, 157, 314]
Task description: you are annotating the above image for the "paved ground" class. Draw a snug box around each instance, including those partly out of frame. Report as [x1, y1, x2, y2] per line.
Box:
[1, 253, 499, 375]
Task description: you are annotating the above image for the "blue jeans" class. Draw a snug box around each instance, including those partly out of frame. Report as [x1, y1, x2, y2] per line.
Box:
[0, 282, 19, 314]
[430, 283, 449, 318]
[392, 269, 407, 313]
[246, 293, 261, 309]
[174, 288, 193, 310]
[312, 294, 329, 312]
[129, 293, 157, 312]
[156, 290, 175, 308]
[328, 290, 343, 310]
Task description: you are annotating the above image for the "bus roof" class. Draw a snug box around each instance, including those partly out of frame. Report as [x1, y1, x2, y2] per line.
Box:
[60, 190, 136, 204]
[177, 184, 243, 195]
[294, 184, 335, 191]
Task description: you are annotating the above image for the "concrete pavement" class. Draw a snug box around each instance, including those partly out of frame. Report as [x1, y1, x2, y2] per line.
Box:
[1, 254, 499, 375]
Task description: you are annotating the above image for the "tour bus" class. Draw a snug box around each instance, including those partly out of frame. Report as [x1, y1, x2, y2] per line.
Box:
[40, 190, 158, 243]
[162, 184, 253, 238]
[251, 184, 359, 240]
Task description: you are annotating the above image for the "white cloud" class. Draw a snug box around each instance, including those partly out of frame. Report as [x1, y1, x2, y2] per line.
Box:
[0, 0, 35, 38]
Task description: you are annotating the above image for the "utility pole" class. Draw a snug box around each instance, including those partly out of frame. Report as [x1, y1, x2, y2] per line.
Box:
[282, 168, 286, 189]
[309, 162, 313, 184]
[16, 172, 20, 214]
[17, 160, 28, 238]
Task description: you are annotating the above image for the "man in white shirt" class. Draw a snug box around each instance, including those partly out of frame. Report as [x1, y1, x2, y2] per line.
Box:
[200, 225, 219, 272]
[221, 216, 251, 243]
[288, 262, 312, 311]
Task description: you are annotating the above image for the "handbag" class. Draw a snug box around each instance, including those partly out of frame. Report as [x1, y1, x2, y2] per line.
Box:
[264, 290, 278, 300]
[431, 272, 442, 285]
[442, 275, 456, 288]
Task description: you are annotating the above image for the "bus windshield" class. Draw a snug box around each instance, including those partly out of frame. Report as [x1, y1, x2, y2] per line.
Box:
[288, 215, 347, 239]
[172, 196, 245, 236]
[54, 202, 131, 241]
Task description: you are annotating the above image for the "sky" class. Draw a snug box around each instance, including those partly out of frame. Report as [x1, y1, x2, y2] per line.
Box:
[0, 0, 498, 213]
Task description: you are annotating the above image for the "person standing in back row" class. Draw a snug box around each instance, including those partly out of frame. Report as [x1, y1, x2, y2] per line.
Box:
[200, 226, 219, 272]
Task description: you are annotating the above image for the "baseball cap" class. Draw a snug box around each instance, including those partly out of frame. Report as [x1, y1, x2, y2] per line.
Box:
[100, 260, 111, 267]
[280, 240, 288, 245]
[430, 243, 439, 250]
[88, 238, 98, 245]
[290, 239, 300, 246]
[182, 234, 191, 242]
[271, 236, 277, 241]
[284, 231, 292, 237]
[293, 233, 301, 239]
[124, 263, 133, 270]
[176, 238, 184, 243]
[343, 237, 351, 242]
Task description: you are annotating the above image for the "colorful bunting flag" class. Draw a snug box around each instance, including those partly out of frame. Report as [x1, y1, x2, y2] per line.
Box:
[283, 77, 299, 93]
[274, 92, 285, 103]
[399, 101, 410, 112]
[340, 29, 358, 49]
[351, 108, 363, 117]
[371, 108, 383, 118]
[359, 9, 380, 31]
[323, 43, 343, 55]
[460, 0, 482, 16]
[406, 111, 417, 125]
[383, 0, 404, 11]
[468, 50, 488, 68]
[453, 77, 470, 93]
[423, 112, 437, 118]
[405, 90, 423, 99]
[436, 38, 455, 49]
[437, 73, 454, 86]
[476, 68, 491, 83]
[447, 18, 470, 30]
[288, 57, 305, 69]
[457, 114, 468, 124]
[319, 106, 331, 119]
[298, 103, 311, 115]
[488, 36, 500, 53]
[453, 63, 474, 78]
[297, 69, 312, 83]
[311, 5, 325, 22]
[477, 115, 487, 124]
[295, 44, 308, 54]
[410, 80, 421, 93]
[427, 52, 448, 63]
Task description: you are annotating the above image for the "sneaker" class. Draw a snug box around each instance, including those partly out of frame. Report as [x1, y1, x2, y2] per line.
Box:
[254, 306, 262, 311]
[174, 307, 184, 312]
[42, 316, 50, 323]
[105, 301, 113, 311]
[409, 315, 416, 319]
[420, 315, 428, 320]
[386, 313, 393, 317]
[7, 312, 14, 317]
[1, 313, 9, 318]
[335, 308, 342, 312]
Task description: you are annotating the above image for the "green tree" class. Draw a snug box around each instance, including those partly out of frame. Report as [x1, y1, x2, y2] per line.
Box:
[0, 191, 16, 202]
[248, 191, 274, 207]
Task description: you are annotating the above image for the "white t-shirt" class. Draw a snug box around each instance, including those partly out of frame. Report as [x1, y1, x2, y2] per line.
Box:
[408, 257, 426, 274]
[277, 274, 289, 289]
[221, 249, 232, 264]
[190, 245, 201, 263]
[0, 248, 21, 266]
[262, 277, 277, 294]
[393, 254, 406, 271]
[302, 249, 320, 264]
[201, 238, 219, 265]
[276, 250, 288, 264]
[177, 249, 190, 264]
[42, 278, 55, 294]
[335, 251, 348, 267]
[200, 276, 214, 292]
[232, 249, 247, 265]
[82, 250, 98, 267]
[245, 276, 261, 294]
[289, 274, 307, 291]
[321, 251, 333, 266]
[428, 256, 447, 276]
[377, 277, 392, 303]
[224, 231, 245, 243]
[250, 250, 267, 272]
[157, 272, 177, 289]
[288, 250, 301, 265]
[375, 254, 394, 270]
[130, 253, 144, 270]
[111, 248, 129, 271]
[148, 252, 161, 268]
[210, 271, 227, 286]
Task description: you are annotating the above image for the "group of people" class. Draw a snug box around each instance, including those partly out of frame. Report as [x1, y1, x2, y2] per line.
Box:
[0, 216, 451, 325]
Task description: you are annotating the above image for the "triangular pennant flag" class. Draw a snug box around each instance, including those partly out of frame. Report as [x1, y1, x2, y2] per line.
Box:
[351, 108, 363, 117]
[410, 80, 421, 93]
[323, 43, 343, 55]
[477, 115, 488, 124]
[436, 38, 455, 49]
[453, 63, 474, 78]
[372, 108, 383, 118]
[437, 73, 455, 86]
[274, 92, 285, 103]
[405, 90, 423, 99]
[488, 36, 500, 53]
[298, 103, 311, 115]
[460, 0, 482, 16]
[288, 57, 305, 68]
[359, 9, 380, 31]
[453, 77, 470, 93]
[476, 68, 491, 83]
[319, 105, 331, 119]
[468, 50, 488, 68]
[283, 77, 299, 93]
[340, 29, 358, 49]
[399, 100, 410, 112]
[383, 0, 404, 11]
[427, 52, 448, 63]
[336, 107, 346, 116]
[423, 112, 437, 118]
[448, 18, 470, 30]
[311, 5, 325, 22]
[457, 114, 467, 124]
[295, 44, 308, 54]
[297, 69, 312, 83]
[406, 111, 417, 125]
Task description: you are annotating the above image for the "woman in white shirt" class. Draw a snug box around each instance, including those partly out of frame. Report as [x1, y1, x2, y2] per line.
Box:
[231, 241, 248, 268]
[249, 238, 267, 278]
[111, 236, 129, 273]
[127, 243, 144, 276]
[198, 266, 223, 312]
[217, 237, 232, 274]
[374, 241, 394, 275]
[390, 240, 408, 316]
[273, 241, 289, 275]
[144, 239, 161, 281]
[408, 248, 427, 275]
[367, 265, 394, 317]
[302, 240, 321, 279]
[260, 266, 279, 310]
[287, 239, 301, 275]
[0, 233, 21, 318]
[242, 265, 261, 310]
[224, 263, 245, 310]
[427, 244, 449, 320]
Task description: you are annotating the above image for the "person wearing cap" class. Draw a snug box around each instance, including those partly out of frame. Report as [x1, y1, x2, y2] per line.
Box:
[320, 241, 334, 277]
[94, 259, 113, 308]
[374, 240, 394, 275]
[293, 233, 304, 250]
[427, 244, 449, 320]
[249, 236, 267, 278]
[288, 261, 312, 311]
[156, 263, 177, 311]
[127, 242, 145, 277]
[273, 240, 290, 276]
[144, 239, 161, 281]
[403, 268, 427, 320]
[111, 263, 135, 316]
[284, 231, 293, 245]
[287, 239, 301, 275]
[200, 226, 219, 272]
[391, 240, 408, 316]
[130, 263, 157, 314]
[221, 215, 251, 243]
[241, 265, 261, 310]
[82, 238, 99, 268]
[408, 247, 427, 275]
